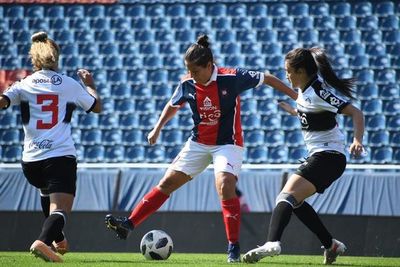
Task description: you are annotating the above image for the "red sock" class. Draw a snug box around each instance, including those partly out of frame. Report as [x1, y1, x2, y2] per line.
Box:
[128, 187, 169, 227]
[221, 197, 241, 244]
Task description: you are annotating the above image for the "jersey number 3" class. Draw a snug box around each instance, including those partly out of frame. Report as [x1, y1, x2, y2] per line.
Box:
[37, 94, 59, 129]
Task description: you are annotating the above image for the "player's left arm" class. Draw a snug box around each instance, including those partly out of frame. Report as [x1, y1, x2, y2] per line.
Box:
[341, 104, 365, 157]
[0, 95, 9, 109]
[263, 72, 298, 101]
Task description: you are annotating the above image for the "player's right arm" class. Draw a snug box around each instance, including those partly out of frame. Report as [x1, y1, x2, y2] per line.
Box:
[0, 95, 9, 109]
[148, 103, 180, 145]
[77, 69, 102, 113]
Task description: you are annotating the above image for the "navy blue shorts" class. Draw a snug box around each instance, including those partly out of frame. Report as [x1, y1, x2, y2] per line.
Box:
[295, 151, 346, 193]
[21, 156, 77, 195]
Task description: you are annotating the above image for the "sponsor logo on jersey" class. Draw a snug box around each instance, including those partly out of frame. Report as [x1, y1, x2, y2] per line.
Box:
[329, 96, 342, 107]
[28, 139, 54, 150]
[203, 97, 212, 107]
[32, 75, 62, 85]
[248, 71, 258, 78]
[199, 96, 220, 125]
[319, 89, 330, 100]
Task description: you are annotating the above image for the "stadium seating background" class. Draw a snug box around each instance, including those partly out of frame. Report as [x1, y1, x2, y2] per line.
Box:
[0, 1, 399, 164]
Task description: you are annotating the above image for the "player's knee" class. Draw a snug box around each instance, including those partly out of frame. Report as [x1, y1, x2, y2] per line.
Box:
[275, 192, 303, 209]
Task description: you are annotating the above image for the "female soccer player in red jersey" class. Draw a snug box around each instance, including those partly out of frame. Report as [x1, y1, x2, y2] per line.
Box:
[0, 32, 101, 262]
[105, 34, 297, 263]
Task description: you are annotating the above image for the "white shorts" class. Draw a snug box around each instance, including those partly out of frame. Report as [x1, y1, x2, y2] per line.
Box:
[169, 139, 244, 178]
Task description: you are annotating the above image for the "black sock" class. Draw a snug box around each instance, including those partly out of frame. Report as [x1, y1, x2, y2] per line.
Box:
[38, 210, 66, 246]
[293, 202, 332, 249]
[267, 201, 293, 242]
[40, 195, 50, 218]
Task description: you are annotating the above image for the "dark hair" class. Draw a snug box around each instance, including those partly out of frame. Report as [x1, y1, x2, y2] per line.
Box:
[285, 47, 356, 99]
[184, 34, 213, 67]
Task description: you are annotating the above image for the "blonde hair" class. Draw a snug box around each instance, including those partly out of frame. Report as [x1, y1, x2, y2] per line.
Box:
[29, 32, 60, 71]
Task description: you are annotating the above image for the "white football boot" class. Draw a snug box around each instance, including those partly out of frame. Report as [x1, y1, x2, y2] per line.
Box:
[323, 239, 347, 265]
[242, 241, 281, 263]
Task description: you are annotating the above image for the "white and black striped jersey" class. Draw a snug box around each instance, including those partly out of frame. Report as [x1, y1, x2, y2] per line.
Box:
[3, 70, 96, 162]
[296, 76, 349, 155]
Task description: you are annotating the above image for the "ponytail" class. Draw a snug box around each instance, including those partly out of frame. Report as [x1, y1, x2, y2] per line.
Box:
[184, 34, 213, 67]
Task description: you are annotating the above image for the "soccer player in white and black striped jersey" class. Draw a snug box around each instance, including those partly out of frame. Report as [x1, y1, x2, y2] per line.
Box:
[0, 32, 101, 262]
[243, 47, 365, 265]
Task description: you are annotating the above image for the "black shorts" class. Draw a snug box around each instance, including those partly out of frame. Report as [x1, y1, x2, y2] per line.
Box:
[21, 156, 77, 195]
[295, 150, 346, 193]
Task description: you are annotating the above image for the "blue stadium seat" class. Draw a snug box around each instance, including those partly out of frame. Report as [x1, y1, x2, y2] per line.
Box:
[165, 146, 181, 161]
[244, 130, 265, 146]
[324, 43, 345, 57]
[139, 114, 158, 129]
[310, 3, 329, 17]
[345, 43, 366, 56]
[152, 84, 171, 99]
[340, 29, 362, 43]
[371, 147, 392, 164]
[362, 99, 383, 115]
[115, 30, 134, 42]
[268, 146, 289, 163]
[331, 2, 351, 17]
[375, 1, 395, 16]
[46, 5, 64, 18]
[95, 30, 114, 43]
[82, 55, 101, 69]
[241, 114, 261, 130]
[288, 147, 308, 163]
[168, 69, 185, 83]
[146, 4, 165, 17]
[107, 70, 127, 84]
[319, 29, 340, 43]
[119, 114, 140, 130]
[383, 99, 400, 115]
[155, 30, 174, 42]
[90, 17, 110, 30]
[253, 17, 272, 29]
[135, 30, 154, 42]
[9, 18, 28, 30]
[78, 114, 99, 130]
[178, 114, 192, 130]
[0, 44, 17, 56]
[99, 43, 119, 56]
[171, 17, 190, 29]
[273, 17, 293, 30]
[151, 17, 170, 30]
[241, 99, 258, 115]
[247, 147, 268, 163]
[358, 83, 378, 100]
[349, 55, 369, 69]
[293, 17, 314, 30]
[380, 15, 399, 30]
[245, 56, 264, 69]
[166, 4, 185, 16]
[257, 99, 278, 115]
[265, 130, 284, 147]
[0, 129, 20, 145]
[128, 70, 147, 84]
[110, 17, 130, 30]
[122, 55, 142, 69]
[104, 146, 124, 163]
[354, 69, 375, 84]
[285, 130, 304, 147]
[102, 130, 122, 145]
[366, 43, 386, 56]
[370, 55, 391, 69]
[265, 55, 284, 70]
[53, 30, 74, 43]
[145, 146, 166, 163]
[2, 56, 20, 69]
[386, 116, 400, 131]
[232, 17, 252, 30]
[228, 3, 247, 16]
[62, 56, 82, 70]
[268, 3, 287, 17]
[379, 84, 399, 100]
[281, 115, 300, 130]
[187, 4, 206, 17]
[111, 84, 130, 100]
[81, 129, 102, 145]
[353, 1, 372, 17]
[107, 4, 125, 17]
[289, 3, 309, 17]
[6, 6, 24, 18]
[368, 130, 390, 147]
[143, 55, 163, 69]
[207, 3, 226, 17]
[359, 15, 378, 30]
[13, 30, 31, 44]
[86, 5, 104, 17]
[132, 17, 150, 30]
[257, 29, 278, 43]
[220, 43, 240, 55]
[260, 114, 281, 130]
[50, 18, 68, 30]
[122, 130, 142, 145]
[336, 16, 357, 30]
[125, 146, 145, 162]
[2, 145, 22, 162]
[224, 55, 244, 67]
[65, 5, 84, 18]
[84, 145, 105, 163]
[298, 30, 319, 44]
[99, 114, 119, 130]
[393, 148, 400, 164]
[162, 130, 183, 146]
[126, 5, 145, 17]
[383, 30, 400, 43]
[248, 3, 268, 17]
[148, 69, 168, 84]
[390, 132, 400, 147]
[60, 43, 78, 56]
[362, 29, 382, 44]
[365, 115, 386, 130]
[216, 30, 235, 42]
[315, 16, 335, 30]
[375, 69, 396, 84]
[262, 43, 282, 56]
[114, 99, 135, 114]
[278, 30, 298, 44]
[28, 17, 49, 31]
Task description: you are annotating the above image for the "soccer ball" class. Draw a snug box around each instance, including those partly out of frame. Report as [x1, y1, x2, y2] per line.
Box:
[140, 230, 173, 260]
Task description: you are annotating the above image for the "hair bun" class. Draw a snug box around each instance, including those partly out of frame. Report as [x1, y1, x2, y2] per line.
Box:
[196, 34, 210, 49]
[31, 32, 48, 43]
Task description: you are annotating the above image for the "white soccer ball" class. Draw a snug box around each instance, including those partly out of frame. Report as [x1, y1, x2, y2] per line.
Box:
[140, 230, 173, 260]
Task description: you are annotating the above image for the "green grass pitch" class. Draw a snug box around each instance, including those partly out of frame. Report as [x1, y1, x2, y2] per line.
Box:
[0, 252, 399, 266]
